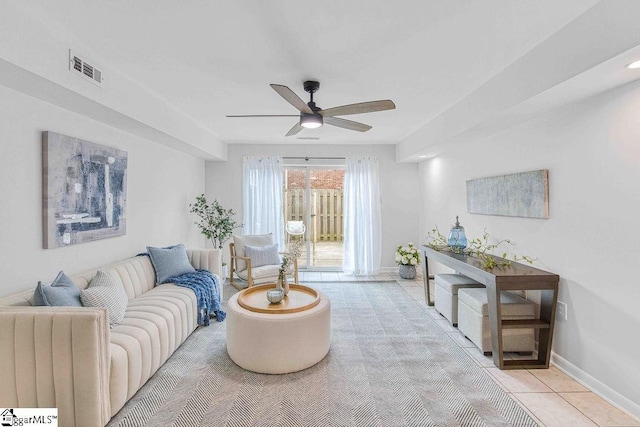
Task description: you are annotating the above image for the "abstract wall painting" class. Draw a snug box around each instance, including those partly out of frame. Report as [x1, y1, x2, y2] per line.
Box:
[43, 131, 128, 248]
[466, 169, 549, 219]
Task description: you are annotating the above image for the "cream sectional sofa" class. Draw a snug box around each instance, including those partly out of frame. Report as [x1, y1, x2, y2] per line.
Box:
[0, 248, 221, 427]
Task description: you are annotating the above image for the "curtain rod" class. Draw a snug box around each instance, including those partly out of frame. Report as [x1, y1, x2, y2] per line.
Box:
[282, 156, 346, 161]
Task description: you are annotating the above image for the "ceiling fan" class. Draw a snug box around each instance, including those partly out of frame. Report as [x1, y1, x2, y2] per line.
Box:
[226, 81, 396, 136]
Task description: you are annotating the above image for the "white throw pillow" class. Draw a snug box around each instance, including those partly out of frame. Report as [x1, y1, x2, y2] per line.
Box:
[232, 233, 274, 272]
[244, 243, 281, 268]
[80, 270, 128, 328]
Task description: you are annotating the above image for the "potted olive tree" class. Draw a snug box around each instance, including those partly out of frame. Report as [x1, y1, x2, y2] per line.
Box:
[189, 194, 242, 278]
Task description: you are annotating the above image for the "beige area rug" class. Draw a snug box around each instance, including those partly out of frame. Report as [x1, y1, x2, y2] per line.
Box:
[107, 282, 538, 426]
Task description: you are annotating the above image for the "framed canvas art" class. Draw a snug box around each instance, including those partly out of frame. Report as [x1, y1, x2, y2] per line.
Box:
[42, 131, 128, 248]
[466, 169, 549, 219]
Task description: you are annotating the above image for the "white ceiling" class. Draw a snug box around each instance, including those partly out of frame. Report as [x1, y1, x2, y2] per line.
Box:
[10, 0, 640, 158]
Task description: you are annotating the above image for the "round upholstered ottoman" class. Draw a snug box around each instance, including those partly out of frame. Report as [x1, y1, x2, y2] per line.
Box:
[226, 285, 331, 374]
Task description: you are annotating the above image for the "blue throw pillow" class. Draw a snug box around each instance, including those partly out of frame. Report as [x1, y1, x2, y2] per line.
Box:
[244, 243, 282, 268]
[33, 270, 82, 307]
[147, 244, 196, 284]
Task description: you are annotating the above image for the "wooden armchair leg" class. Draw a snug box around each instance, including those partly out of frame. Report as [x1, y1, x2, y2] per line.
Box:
[229, 242, 245, 291]
[229, 278, 244, 291]
[229, 266, 244, 291]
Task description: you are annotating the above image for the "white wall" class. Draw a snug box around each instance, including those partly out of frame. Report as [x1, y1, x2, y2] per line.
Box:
[0, 2, 225, 160]
[0, 85, 205, 296]
[205, 144, 419, 269]
[418, 80, 640, 417]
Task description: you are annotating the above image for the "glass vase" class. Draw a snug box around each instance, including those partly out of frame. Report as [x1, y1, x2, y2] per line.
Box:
[447, 216, 468, 252]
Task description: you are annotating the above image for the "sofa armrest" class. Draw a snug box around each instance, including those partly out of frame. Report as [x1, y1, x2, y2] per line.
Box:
[0, 307, 111, 427]
[187, 248, 222, 276]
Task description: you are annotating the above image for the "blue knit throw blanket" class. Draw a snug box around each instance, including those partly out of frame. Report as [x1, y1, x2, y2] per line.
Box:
[171, 270, 226, 326]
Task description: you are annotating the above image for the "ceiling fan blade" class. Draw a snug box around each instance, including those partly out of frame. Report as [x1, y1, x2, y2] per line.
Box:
[320, 100, 396, 117]
[270, 84, 313, 114]
[324, 116, 372, 132]
[226, 115, 299, 117]
[286, 122, 304, 137]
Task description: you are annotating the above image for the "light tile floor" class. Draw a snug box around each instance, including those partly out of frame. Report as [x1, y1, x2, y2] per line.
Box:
[293, 270, 640, 427]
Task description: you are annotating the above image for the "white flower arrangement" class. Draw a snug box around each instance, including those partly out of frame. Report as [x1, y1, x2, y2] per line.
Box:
[395, 242, 421, 266]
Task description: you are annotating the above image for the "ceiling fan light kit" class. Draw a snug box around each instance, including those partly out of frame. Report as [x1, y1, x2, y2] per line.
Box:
[227, 80, 396, 136]
[300, 113, 323, 129]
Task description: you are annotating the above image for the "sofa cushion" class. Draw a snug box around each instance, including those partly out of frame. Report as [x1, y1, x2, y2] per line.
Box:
[233, 233, 274, 272]
[237, 264, 282, 282]
[33, 271, 82, 307]
[244, 243, 281, 268]
[72, 255, 157, 300]
[81, 271, 129, 328]
[147, 244, 196, 284]
[108, 284, 198, 413]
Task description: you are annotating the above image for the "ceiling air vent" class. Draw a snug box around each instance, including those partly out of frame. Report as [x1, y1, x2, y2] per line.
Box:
[296, 137, 320, 140]
[69, 50, 102, 86]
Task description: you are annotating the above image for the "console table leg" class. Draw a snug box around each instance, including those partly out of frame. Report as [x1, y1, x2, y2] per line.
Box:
[536, 288, 558, 368]
[487, 284, 505, 369]
[422, 255, 434, 306]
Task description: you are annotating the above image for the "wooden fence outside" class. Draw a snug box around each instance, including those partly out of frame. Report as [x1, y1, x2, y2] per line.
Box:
[284, 188, 343, 242]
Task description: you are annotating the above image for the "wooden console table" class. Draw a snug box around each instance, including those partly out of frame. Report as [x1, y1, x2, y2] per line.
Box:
[421, 245, 559, 369]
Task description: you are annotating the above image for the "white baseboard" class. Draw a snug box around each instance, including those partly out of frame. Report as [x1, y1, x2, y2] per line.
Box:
[551, 351, 640, 421]
[380, 266, 424, 276]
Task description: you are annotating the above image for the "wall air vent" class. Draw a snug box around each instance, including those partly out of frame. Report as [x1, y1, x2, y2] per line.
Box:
[296, 137, 320, 140]
[69, 50, 102, 86]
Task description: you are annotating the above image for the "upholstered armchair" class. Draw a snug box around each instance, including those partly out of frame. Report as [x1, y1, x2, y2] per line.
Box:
[229, 233, 299, 290]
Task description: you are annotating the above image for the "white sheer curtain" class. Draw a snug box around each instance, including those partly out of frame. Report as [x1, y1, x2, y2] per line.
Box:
[342, 157, 382, 275]
[242, 156, 285, 249]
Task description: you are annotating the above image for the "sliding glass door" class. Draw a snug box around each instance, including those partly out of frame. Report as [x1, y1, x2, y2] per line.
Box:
[283, 166, 344, 270]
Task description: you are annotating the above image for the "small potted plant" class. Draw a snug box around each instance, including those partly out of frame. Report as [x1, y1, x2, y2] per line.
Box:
[396, 242, 421, 279]
[189, 194, 242, 278]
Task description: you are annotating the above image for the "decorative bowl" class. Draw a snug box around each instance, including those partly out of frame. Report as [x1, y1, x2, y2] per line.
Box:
[266, 289, 284, 304]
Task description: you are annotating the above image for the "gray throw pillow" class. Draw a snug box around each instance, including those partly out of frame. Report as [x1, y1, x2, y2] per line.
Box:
[33, 271, 82, 307]
[244, 243, 281, 268]
[147, 244, 196, 284]
[232, 234, 274, 272]
[80, 270, 128, 328]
